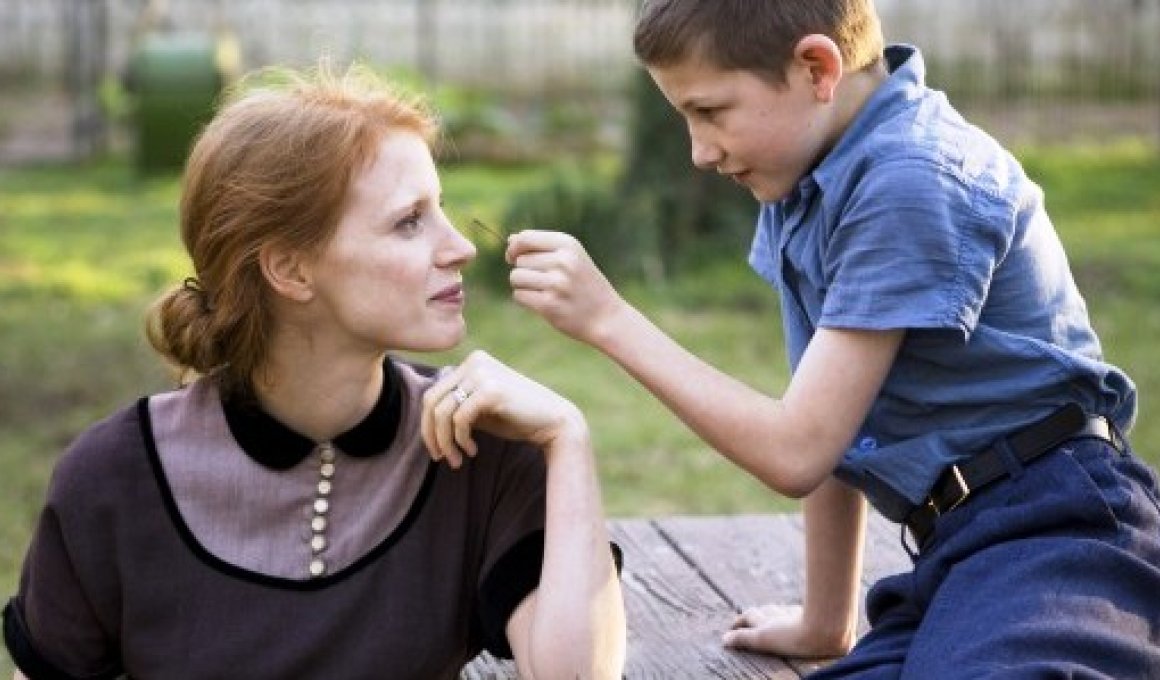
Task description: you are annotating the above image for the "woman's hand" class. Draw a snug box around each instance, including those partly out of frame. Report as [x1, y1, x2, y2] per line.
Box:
[420, 349, 585, 467]
[423, 350, 626, 676]
[722, 603, 857, 659]
[506, 230, 627, 347]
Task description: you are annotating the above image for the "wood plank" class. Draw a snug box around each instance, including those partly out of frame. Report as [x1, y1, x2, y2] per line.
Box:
[655, 514, 910, 607]
[653, 514, 820, 677]
[863, 512, 913, 584]
[464, 518, 800, 679]
[612, 519, 799, 679]
[655, 513, 910, 676]
[464, 513, 911, 678]
[460, 652, 515, 679]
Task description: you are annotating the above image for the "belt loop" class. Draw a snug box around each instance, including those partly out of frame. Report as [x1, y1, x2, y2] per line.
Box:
[994, 436, 1025, 480]
[899, 522, 919, 562]
[1107, 417, 1129, 456]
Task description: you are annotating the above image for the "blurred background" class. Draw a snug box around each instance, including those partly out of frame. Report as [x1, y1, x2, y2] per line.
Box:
[3, 0, 1159, 164]
[2, 2, 1159, 672]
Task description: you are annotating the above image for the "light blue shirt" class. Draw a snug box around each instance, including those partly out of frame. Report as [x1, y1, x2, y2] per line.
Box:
[748, 45, 1136, 520]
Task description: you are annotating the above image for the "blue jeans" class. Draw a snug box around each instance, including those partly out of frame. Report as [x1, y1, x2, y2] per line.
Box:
[811, 437, 1160, 679]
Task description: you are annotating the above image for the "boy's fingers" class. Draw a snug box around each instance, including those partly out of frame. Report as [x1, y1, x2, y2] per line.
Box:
[510, 249, 565, 272]
[511, 288, 555, 313]
[721, 627, 761, 650]
[509, 268, 563, 294]
[730, 610, 753, 630]
[506, 229, 577, 260]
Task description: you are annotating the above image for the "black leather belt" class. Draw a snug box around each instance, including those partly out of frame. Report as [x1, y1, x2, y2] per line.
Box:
[904, 403, 1124, 550]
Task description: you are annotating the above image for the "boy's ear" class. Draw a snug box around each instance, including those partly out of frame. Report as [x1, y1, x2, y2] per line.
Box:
[259, 244, 315, 303]
[794, 34, 843, 103]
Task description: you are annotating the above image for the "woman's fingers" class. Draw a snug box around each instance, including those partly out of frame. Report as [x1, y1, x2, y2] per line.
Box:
[422, 357, 493, 467]
[421, 366, 467, 467]
[432, 390, 464, 468]
[421, 349, 579, 464]
[450, 386, 482, 458]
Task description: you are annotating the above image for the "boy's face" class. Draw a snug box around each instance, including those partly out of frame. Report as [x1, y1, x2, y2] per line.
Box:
[648, 57, 833, 203]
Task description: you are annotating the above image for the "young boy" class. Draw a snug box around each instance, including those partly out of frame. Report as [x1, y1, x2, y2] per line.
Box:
[504, 0, 1160, 676]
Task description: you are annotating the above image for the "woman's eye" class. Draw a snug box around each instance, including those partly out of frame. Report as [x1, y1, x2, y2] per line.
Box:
[395, 212, 423, 235]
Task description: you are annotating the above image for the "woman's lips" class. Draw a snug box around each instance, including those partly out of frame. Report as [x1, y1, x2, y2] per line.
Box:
[431, 283, 465, 305]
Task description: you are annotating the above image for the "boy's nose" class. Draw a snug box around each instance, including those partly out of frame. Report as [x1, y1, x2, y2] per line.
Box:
[691, 136, 723, 171]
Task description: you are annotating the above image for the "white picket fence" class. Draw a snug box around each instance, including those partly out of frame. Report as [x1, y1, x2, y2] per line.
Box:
[2, 0, 1158, 163]
[3, 0, 1159, 95]
[0, 0, 638, 93]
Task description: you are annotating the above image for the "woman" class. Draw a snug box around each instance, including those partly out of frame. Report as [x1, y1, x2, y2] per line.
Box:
[3, 64, 625, 679]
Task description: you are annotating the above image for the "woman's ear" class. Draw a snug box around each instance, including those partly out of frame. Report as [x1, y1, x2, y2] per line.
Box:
[794, 34, 843, 103]
[259, 244, 314, 303]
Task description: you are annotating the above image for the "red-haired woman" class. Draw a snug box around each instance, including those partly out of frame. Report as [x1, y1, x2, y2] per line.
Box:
[4, 64, 625, 680]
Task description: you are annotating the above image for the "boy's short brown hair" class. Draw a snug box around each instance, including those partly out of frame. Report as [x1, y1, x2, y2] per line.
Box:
[634, 0, 884, 84]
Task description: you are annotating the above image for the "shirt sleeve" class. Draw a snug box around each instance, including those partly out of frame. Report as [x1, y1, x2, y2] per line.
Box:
[5, 504, 122, 680]
[821, 155, 1013, 340]
[472, 438, 624, 660]
[4, 411, 135, 680]
[473, 437, 547, 659]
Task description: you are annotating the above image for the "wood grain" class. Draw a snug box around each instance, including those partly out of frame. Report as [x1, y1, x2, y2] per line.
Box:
[462, 513, 911, 679]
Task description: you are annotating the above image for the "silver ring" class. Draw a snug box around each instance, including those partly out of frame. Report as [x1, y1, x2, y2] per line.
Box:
[451, 386, 470, 406]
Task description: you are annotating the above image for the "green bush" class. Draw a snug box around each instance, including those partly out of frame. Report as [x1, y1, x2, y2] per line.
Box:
[491, 71, 758, 287]
[496, 163, 664, 286]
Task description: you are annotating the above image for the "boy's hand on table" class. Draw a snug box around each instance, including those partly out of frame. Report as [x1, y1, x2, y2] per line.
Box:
[723, 602, 856, 660]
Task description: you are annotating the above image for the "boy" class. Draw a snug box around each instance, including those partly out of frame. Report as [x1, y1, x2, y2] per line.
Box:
[504, 0, 1160, 676]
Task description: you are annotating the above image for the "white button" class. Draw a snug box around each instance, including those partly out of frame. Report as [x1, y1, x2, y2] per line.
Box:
[313, 498, 329, 514]
[317, 479, 332, 496]
[310, 534, 327, 553]
[311, 516, 327, 533]
[320, 445, 336, 463]
[320, 463, 336, 479]
[309, 558, 326, 577]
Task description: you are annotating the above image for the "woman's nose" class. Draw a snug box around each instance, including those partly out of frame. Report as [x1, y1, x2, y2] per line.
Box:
[438, 219, 477, 267]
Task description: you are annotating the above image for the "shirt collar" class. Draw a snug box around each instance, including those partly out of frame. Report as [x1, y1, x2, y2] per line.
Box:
[222, 359, 404, 470]
[808, 44, 925, 195]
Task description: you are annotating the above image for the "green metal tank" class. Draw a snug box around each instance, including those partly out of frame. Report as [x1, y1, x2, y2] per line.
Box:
[127, 32, 238, 173]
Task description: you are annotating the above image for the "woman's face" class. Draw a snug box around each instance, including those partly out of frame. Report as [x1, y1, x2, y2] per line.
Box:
[305, 132, 477, 354]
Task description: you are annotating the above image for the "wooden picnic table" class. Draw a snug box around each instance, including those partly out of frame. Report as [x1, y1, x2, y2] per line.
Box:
[462, 512, 912, 679]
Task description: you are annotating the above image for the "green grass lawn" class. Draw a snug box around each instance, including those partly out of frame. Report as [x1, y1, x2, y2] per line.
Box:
[2, 143, 1159, 674]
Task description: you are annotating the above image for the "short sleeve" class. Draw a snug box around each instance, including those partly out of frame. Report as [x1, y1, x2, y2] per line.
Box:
[5, 504, 122, 680]
[474, 438, 548, 658]
[473, 438, 624, 659]
[821, 156, 1011, 340]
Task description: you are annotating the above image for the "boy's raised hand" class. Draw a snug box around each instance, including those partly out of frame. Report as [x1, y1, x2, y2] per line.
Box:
[505, 230, 627, 345]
